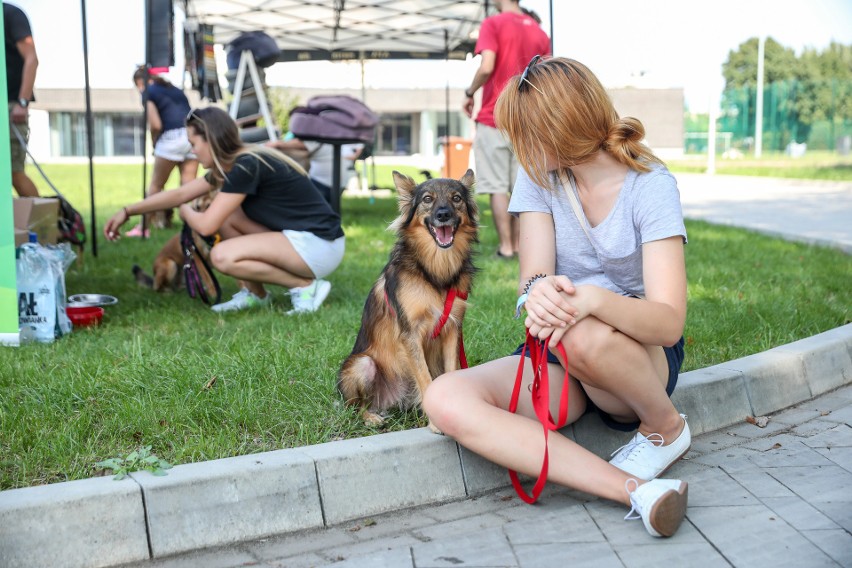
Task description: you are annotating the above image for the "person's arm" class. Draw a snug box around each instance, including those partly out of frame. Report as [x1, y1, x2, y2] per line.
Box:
[146, 100, 163, 144]
[266, 139, 308, 152]
[573, 237, 687, 346]
[179, 191, 245, 237]
[11, 35, 37, 124]
[525, 236, 687, 347]
[103, 176, 214, 239]
[462, 50, 496, 118]
[516, 211, 577, 339]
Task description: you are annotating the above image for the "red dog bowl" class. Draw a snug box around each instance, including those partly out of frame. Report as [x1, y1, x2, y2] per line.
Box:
[66, 305, 104, 327]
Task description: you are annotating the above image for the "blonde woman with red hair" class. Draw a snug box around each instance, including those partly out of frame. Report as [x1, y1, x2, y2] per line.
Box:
[424, 57, 691, 538]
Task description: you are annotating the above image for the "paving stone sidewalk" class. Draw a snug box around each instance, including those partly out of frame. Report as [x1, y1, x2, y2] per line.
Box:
[123, 383, 852, 568]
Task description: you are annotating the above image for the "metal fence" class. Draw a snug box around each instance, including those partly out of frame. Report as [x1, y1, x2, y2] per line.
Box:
[715, 78, 852, 154]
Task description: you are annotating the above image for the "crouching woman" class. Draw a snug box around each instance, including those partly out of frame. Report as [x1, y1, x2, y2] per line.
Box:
[104, 106, 345, 314]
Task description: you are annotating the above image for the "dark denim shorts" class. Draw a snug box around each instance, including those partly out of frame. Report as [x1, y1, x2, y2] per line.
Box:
[511, 336, 686, 432]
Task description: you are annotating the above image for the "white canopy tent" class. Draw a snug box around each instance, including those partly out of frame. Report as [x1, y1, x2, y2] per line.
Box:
[181, 0, 489, 62]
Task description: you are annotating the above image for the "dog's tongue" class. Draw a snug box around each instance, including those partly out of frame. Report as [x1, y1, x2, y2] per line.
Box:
[435, 225, 453, 245]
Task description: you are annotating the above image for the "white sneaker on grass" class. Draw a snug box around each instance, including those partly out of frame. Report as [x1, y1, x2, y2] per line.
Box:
[609, 414, 691, 480]
[625, 478, 688, 537]
[211, 288, 271, 313]
[287, 279, 331, 315]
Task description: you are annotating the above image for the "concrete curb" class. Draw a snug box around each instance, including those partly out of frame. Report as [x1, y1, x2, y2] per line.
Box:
[1, 324, 850, 568]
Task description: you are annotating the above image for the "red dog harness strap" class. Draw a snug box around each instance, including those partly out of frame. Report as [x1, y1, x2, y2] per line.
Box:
[384, 288, 469, 369]
[508, 332, 570, 504]
[431, 289, 468, 369]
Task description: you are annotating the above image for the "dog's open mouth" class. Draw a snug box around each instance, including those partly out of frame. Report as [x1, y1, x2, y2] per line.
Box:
[428, 222, 457, 248]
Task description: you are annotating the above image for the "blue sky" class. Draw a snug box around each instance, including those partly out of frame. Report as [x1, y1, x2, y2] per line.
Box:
[10, 0, 852, 112]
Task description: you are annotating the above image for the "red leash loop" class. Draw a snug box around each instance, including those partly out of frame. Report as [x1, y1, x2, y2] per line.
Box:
[507, 331, 570, 504]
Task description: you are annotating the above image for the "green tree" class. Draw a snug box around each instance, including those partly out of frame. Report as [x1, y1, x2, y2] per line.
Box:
[267, 88, 302, 134]
[721, 38, 852, 148]
[722, 37, 797, 90]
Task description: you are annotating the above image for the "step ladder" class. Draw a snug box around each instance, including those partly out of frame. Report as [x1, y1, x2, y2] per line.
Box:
[228, 49, 277, 143]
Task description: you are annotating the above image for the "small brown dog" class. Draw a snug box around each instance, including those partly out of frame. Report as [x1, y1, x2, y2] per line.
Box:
[337, 170, 478, 428]
[132, 191, 216, 292]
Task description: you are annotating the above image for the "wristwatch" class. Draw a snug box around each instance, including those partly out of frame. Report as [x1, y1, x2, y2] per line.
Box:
[464, 88, 474, 98]
[17, 98, 29, 108]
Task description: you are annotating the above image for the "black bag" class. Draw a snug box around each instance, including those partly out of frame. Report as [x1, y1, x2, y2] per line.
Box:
[181, 223, 221, 305]
[226, 31, 280, 70]
[12, 124, 87, 247]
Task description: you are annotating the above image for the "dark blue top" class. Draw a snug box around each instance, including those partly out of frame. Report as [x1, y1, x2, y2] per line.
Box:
[144, 82, 191, 132]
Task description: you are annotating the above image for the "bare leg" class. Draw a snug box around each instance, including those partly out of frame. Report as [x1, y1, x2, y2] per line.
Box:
[178, 159, 200, 185]
[490, 192, 514, 257]
[146, 157, 178, 227]
[12, 171, 39, 197]
[210, 208, 315, 296]
[424, 357, 638, 505]
[555, 317, 683, 444]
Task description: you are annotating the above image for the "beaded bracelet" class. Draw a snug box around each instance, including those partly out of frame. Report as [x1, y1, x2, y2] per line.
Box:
[523, 273, 547, 295]
[514, 274, 547, 319]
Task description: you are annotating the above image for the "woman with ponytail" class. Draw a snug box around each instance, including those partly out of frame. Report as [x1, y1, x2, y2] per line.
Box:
[105, 107, 344, 315]
[424, 57, 691, 538]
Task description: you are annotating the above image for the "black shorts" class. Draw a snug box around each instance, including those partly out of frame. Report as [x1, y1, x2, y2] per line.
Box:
[511, 336, 686, 432]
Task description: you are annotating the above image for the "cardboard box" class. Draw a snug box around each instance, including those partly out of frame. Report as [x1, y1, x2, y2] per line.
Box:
[13, 197, 59, 244]
[14, 228, 29, 247]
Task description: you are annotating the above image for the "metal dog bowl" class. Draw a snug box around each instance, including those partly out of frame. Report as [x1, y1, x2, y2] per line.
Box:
[68, 294, 119, 307]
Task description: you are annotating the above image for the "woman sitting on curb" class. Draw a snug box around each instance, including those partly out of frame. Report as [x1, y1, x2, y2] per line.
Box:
[104, 106, 345, 314]
[424, 57, 691, 537]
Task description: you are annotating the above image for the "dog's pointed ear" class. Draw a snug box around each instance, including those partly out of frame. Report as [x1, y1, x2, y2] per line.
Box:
[393, 171, 417, 213]
[459, 169, 475, 191]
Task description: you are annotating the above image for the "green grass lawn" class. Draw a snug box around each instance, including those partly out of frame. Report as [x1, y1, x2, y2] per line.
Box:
[1, 163, 849, 490]
[668, 151, 852, 180]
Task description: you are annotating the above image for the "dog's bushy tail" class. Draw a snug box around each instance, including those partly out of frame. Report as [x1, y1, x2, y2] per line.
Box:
[132, 264, 154, 289]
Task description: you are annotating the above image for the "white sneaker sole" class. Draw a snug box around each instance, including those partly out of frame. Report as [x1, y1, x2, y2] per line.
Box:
[647, 481, 688, 537]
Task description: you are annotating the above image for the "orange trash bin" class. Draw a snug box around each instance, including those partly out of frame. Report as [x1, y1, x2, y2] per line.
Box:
[440, 136, 473, 179]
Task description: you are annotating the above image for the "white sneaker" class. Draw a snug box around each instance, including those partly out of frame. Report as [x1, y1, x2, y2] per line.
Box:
[610, 414, 691, 480]
[287, 279, 331, 315]
[624, 478, 688, 537]
[211, 288, 271, 313]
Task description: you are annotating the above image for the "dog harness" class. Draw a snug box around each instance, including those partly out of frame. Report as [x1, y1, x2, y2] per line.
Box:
[383, 288, 469, 369]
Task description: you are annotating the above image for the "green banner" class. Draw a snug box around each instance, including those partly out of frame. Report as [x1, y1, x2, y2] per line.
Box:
[0, 7, 19, 346]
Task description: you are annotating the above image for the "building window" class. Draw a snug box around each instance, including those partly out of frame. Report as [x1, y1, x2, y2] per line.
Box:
[376, 113, 414, 155]
[435, 112, 463, 141]
[49, 112, 144, 157]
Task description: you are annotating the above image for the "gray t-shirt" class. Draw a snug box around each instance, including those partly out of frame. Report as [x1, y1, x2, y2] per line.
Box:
[508, 165, 687, 298]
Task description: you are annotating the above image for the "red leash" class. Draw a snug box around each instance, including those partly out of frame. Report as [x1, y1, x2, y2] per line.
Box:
[508, 332, 570, 503]
[385, 288, 469, 369]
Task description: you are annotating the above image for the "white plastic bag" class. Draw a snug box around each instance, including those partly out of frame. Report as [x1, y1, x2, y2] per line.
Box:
[16, 243, 76, 342]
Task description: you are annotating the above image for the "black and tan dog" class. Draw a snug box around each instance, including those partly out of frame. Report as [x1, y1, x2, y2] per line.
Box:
[132, 190, 217, 292]
[338, 169, 478, 428]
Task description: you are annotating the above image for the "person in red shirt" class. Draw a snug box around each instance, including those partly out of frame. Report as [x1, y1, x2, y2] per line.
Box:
[462, 0, 550, 259]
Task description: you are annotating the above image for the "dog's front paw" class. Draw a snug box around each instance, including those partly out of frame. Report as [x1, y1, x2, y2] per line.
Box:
[427, 421, 444, 435]
[362, 410, 385, 427]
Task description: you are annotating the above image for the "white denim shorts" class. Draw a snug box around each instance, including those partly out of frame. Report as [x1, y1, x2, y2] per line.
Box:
[154, 127, 196, 162]
[283, 230, 345, 279]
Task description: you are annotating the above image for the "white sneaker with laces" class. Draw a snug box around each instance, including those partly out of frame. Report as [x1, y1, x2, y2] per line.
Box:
[610, 414, 691, 480]
[211, 288, 271, 313]
[287, 279, 331, 315]
[625, 478, 688, 537]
